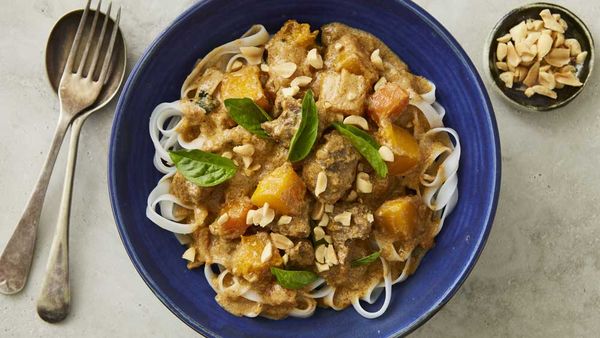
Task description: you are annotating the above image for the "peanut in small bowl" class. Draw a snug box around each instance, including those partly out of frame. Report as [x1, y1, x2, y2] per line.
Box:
[485, 2, 594, 111]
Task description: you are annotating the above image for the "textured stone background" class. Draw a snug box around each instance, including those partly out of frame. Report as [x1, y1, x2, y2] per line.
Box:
[0, 0, 598, 337]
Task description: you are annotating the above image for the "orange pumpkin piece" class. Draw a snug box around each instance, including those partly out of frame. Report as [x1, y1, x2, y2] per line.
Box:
[251, 162, 306, 215]
[378, 123, 420, 176]
[375, 196, 420, 242]
[221, 65, 270, 110]
[335, 49, 364, 75]
[367, 82, 409, 124]
[279, 20, 318, 48]
[231, 233, 283, 281]
[210, 198, 254, 239]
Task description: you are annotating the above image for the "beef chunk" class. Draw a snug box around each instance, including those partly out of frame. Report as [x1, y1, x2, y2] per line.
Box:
[170, 172, 212, 206]
[269, 204, 311, 238]
[302, 131, 360, 204]
[317, 70, 368, 116]
[261, 97, 301, 147]
[328, 203, 373, 243]
[285, 240, 315, 268]
[358, 168, 402, 209]
[322, 203, 375, 286]
[321, 239, 371, 287]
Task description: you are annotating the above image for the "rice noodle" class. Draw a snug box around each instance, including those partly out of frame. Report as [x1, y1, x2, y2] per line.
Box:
[145, 176, 196, 234]
[241, 289, 263, 303]
[149, 101, 184, 174]
[306, 285, 335, 299]
[289, 298, 317, 318]
[392, 255, 414, 284]
[177, 133, 207, 150]
[204, 264, 219, 292]
[420, 127, 460, 211]
[351, 258, 392, 319]
[322, 288, 346, 311]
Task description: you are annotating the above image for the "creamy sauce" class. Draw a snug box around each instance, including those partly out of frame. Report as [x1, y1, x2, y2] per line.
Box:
[170, 20, 445, 319]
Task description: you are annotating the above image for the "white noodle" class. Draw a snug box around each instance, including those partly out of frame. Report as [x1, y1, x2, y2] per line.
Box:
[361, 284, 384, 305]
[146, 176, 196, 234]
[392, 255, 414, 285]
[149, 103, 183, 174]
[304, 278, 331, 301]
[420, 127, 461, 211]
[351, 257, 392, 319]
[217, 270, 250, 297]
[307, 285, 335, 299]
[289, 298, 317, 318]
[177, 133, 207, 150]
[322, 288, 346, 311]
[241, 289, 263, 303]
[204, 264, 219, 292]
[421, 80, 437, 104]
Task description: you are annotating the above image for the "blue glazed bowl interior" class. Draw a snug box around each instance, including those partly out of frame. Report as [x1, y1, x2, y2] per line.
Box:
[108, 0, 500, 337]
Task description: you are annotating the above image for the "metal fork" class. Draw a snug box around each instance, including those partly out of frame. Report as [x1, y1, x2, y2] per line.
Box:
[0, 0, 121, 297]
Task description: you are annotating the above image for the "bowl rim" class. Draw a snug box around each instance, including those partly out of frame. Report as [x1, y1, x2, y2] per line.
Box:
[483, 2, 595, 111]
[107, 0, 502, 336]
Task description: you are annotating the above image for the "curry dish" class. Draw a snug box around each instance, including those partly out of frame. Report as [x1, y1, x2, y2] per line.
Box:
[146, 21, 461, 319]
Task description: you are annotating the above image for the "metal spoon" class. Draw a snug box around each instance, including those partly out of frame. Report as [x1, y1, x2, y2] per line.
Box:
[35, 5, 126, 322]
[0, 3, 125, 296]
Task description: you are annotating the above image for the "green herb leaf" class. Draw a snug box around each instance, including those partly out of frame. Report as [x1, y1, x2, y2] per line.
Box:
[270, 267, 319, 289]
[196, 90, 217, 113]
[351, 251, 381, 267]
[332, 122, 388, 177]
[288, 90, 319, 162]
[224, 98, 272, 138]
[169, 150, 237, 187]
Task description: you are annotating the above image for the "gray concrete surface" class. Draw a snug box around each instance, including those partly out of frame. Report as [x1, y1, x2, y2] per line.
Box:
[0, 0, 598, 337]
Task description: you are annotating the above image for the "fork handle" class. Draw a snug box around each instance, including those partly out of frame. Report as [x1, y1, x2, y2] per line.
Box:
[0, 116, 70, 295]
[36, 114, 87, 323]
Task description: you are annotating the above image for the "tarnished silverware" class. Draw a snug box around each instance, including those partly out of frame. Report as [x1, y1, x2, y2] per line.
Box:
[36, 1, 125, 323]
[0, 0, 123, 299]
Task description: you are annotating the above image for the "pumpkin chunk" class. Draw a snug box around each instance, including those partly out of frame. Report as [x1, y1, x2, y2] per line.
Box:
[209, 197, 254, 239]
[221, 65, 270, 110]
[377, 123, 420, 176]
[367, 82, 409, 125]
[231, 233, 282, 281]
[251, 162, 306, 215]
[375, 196, 420, 241]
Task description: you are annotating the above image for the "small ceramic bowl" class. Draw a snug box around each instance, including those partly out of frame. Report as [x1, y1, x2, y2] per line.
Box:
[485, 2, 594, 111]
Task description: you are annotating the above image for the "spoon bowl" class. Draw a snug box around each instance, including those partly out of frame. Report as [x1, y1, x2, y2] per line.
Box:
[46, 8, 126, 110]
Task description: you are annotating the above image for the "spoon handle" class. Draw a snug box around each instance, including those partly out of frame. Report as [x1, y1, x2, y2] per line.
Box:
[36, 114, 87, 323]
[0, 116, 71, 295]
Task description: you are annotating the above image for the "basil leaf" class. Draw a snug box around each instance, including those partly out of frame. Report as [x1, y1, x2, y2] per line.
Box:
[270, 267, 318, 289]
[224, 98, 272, 138]
[288, 90, 319, 162]
[196, 90, 217, 113]
[351, 251, 381, 267]
[332, 122, 388, 177]
[169, 150, 237, 187]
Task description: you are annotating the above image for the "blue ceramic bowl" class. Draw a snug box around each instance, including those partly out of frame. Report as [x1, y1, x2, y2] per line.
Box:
[108, 0, 501, 336]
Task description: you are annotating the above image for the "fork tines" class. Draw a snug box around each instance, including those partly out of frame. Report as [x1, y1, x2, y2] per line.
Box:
[64, 0, 121, 83]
